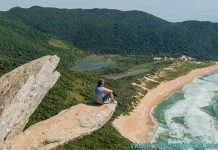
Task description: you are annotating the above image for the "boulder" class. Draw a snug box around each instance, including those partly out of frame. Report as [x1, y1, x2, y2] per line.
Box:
[0, 55, 60, 148]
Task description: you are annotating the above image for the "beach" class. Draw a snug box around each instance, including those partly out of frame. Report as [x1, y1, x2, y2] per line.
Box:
[112, 64, 218, 143]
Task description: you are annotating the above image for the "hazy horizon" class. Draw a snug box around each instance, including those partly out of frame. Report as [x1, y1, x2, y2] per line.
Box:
[1, 0, 218, 23]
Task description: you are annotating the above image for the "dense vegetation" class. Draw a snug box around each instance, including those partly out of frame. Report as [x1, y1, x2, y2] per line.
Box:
[2, 6, 218, 60]
[0, 6, 217, 150]
[0, 10, 142, 149]
[58, 60, 212, 150]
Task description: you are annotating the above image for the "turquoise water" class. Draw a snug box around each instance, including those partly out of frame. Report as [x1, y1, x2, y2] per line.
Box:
[152, 72, 218, 147]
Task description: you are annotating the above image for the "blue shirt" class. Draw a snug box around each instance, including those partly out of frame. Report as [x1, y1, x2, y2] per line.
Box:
[94, 85, 108, 103]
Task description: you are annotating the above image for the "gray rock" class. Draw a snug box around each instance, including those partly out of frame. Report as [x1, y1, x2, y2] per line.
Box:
[0, 55, 60, 148]
[5, 103, 117, 150]
[0, 55, 116, 150]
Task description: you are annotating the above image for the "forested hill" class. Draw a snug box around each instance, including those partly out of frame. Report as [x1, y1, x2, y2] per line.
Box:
[2, 6, 218, 59]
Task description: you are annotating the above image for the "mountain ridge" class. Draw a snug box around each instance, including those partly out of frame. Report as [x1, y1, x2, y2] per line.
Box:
[1, 6, 218, 59]
[5, 6, 218, 24]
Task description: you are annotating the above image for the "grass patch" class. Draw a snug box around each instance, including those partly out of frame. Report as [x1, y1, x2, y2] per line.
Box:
[48, 39, 70, 49]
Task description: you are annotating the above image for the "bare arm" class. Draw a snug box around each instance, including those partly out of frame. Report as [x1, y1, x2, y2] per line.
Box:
[103, 87, 113, 93]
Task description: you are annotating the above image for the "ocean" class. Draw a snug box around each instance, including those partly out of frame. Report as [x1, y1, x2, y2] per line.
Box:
[152, 72, 218, 145]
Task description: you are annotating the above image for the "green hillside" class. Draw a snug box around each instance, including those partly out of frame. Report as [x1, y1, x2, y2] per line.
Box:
[3, 6, 218, 59]
[0, 6, 217, 150]
[0, 9, 141, 149]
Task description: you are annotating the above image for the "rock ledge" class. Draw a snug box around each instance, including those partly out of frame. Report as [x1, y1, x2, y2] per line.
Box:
[6, 103, 117, 150]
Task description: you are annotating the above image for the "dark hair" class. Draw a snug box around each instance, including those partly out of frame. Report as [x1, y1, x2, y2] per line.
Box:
[97, 79, 105, 87]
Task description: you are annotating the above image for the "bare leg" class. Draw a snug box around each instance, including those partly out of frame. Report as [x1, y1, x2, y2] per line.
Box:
[108, 92, 115, 101]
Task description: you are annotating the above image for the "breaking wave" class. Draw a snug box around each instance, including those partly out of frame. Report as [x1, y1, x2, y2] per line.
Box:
[152, 72, 218, 145]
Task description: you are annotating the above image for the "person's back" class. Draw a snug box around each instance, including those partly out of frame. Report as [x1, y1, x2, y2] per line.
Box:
[94, 85, 108, 104]
[94, 79, 116, 104]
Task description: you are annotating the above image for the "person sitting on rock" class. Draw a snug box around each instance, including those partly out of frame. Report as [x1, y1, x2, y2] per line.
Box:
[94, 79, 116, 104]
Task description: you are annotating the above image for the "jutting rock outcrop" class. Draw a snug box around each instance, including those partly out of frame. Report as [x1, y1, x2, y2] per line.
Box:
[0, 55, 117, 150]
[6, 103, 117, 150]
[0, 55, 60, 148]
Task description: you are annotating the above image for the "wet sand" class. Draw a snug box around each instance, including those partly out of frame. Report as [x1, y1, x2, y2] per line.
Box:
[112, 64, 218, 143]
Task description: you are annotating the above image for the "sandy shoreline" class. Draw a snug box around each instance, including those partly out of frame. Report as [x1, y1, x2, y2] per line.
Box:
[112, 64, 218, 143]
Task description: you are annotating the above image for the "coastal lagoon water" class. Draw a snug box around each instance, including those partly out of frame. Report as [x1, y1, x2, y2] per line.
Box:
[72, 55, 115, 71]
[106, 62, 158, 80]
[152, 72, 218, 145]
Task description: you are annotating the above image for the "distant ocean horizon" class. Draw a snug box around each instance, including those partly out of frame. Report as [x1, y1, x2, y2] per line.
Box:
[152, 71, 218, 144]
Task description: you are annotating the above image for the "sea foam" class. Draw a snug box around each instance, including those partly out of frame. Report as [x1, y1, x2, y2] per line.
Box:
[153, 72, 218, 144]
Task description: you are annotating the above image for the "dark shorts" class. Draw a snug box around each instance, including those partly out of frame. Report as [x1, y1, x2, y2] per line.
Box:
[102, 93, 110, 102]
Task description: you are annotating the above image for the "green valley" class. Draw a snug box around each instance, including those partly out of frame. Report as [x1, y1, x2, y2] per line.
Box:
[0, 6, 217, 150]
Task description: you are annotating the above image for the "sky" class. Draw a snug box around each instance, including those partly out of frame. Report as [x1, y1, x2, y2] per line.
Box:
[1, 0, 218, 22]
